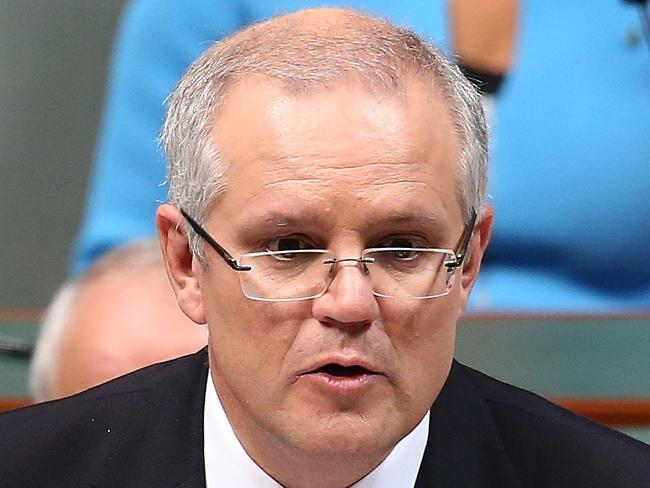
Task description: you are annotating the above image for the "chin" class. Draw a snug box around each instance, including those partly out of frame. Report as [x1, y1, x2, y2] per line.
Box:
[284, 409, 406, 461]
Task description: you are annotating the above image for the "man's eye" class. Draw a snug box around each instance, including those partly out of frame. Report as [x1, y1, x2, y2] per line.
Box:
[377, 236, 425, 249]
[266, 237, 313, 252]
[391, 248, 418, 260]
[264, 237, 316, 262]
[376, 237, 427, 261]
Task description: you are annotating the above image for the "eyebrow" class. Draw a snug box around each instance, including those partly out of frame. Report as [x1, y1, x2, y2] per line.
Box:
[364, 212, 450, 236]
[237, 210, 331, 234]
[236, 208, 449, 236]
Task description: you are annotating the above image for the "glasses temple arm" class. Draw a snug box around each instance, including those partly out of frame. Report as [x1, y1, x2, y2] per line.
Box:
[448, 209, 477, 268]
[179, 208, 251, 271]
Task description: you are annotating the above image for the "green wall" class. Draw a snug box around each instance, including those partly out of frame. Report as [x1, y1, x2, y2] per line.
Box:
[0, 1, 126, 307]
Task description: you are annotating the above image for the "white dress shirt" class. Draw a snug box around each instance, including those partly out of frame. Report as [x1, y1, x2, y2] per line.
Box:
[204, 372, 429, 487]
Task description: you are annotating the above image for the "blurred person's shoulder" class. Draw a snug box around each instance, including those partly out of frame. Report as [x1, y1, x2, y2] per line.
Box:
[456, 362, 650, 486]
[0, 348, 208, 487]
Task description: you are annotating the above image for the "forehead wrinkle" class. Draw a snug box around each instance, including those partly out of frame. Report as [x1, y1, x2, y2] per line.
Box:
[232, 160, 446, 213]
[233, 178, 322, 209]
[257, 179, 430, 193]
[306, 161, 432, 178]
[261, 178, 323, 188]
[253, 158, 438, 183]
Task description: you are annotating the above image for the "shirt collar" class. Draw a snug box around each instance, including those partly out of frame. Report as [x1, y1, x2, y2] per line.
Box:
[204, 371, 429, 487]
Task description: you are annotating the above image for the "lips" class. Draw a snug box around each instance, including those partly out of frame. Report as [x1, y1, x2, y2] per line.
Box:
[296, 357, 384, 395]
[299, 356, 381, 378]
[312, 363, 377, 377]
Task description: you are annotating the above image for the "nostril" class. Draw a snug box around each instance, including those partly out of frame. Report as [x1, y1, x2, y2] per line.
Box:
[319, 316, 374, 332]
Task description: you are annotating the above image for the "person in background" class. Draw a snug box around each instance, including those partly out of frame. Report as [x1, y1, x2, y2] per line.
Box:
[30, 238, 207, 401]
[450, 0, 516, 118]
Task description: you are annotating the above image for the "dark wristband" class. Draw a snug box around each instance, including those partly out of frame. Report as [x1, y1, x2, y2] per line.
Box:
[458, 63, 506, 95]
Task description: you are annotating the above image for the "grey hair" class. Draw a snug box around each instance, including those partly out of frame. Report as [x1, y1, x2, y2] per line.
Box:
[161, 8, 487, 260]
[29, 238, 165, 402]
[29, 280, 77, 402]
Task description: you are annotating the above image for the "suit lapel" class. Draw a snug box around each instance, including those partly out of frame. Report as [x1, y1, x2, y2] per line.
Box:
[153, 349, 209, 488]
[95, 349, 209, 488]
[415, 361, 522, 488]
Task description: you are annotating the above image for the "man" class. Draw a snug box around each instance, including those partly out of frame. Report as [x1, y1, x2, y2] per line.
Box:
[1, 8, 648, 487]
[29, 238, 207, 401]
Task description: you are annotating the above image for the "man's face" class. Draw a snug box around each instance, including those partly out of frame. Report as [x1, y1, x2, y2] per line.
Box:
[193, 75, 479, 461]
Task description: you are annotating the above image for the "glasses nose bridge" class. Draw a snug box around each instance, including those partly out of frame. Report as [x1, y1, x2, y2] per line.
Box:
[323, 256, 373, 275]
[319, 255, 377, 302]
[321, 255, 375, 290]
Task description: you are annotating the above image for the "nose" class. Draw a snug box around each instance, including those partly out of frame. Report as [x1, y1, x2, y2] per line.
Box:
[312, 259, 380, 327]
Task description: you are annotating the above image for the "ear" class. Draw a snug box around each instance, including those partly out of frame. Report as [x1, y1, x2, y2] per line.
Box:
[457, 204, 494, 316]
[156, 204, 206, 324]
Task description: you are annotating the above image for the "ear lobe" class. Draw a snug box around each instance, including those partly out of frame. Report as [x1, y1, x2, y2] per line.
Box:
[458, 205, 494, 313]
[156, 204, 206, 324]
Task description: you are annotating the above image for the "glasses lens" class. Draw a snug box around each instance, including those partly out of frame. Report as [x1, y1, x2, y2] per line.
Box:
[364, 248, 455, 299]
[238, 250, 333, 301]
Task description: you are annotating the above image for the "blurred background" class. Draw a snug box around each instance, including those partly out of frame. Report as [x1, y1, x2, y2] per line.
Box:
[0, 1, 126, 309]
[1, 0, 649, 440]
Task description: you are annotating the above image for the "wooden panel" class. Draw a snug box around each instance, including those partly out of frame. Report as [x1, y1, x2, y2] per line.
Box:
[0, 397, 31, 413]
[555, 398, 650, 427]
[0, 308, 42, 322]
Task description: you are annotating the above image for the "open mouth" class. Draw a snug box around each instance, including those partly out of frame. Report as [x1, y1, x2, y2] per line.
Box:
[298, 361, 383, 392]
[313, 364, 376, 377]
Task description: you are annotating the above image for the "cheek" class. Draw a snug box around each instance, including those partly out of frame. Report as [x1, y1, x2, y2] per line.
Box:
[381, 298, 457, 404]
[381, 295, 457, 347]
[205, 290, 308, 382]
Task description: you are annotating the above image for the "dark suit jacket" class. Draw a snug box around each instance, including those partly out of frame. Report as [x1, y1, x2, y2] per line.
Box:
[1, 348, 649, 487]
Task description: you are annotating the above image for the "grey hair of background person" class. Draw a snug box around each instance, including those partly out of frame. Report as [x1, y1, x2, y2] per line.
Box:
[29, 238, 164, 402]
[161, 8, 487, 262]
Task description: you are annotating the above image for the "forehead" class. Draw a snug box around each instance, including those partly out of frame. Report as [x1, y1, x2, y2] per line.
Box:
[210, 74, 462, 228]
